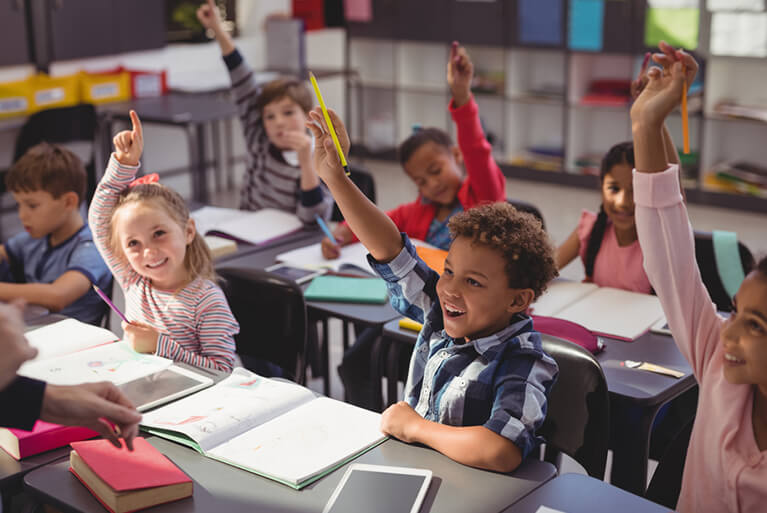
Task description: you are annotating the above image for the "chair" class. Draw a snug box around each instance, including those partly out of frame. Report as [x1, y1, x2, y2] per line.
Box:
[538, 334, 610, 479]
[693, 230, 754, 311]
[330, 165, 377, 222]
[644, 416, 694, 509]
[216, 266, 308, 384]
[507, 198, 546, 231]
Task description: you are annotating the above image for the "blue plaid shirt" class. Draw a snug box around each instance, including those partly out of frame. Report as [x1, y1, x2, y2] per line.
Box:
[369, 235, 558, 457]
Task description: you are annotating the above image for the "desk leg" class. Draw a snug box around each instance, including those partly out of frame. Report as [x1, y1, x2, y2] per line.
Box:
[212, 120, 223, 194]
[224, 117, 234, 190]
[187, 124, 208, 204]
[321, 318, 330, 397]
[370, 334, 385, 412]
[609, 396, 661, 495]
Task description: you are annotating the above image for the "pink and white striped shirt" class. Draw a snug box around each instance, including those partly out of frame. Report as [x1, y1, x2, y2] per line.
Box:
[635, 165, 767, 513]
[89, 156, 238, 372]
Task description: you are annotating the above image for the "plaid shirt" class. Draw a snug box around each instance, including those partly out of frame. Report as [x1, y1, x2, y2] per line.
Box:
[370, 235, 559, 457]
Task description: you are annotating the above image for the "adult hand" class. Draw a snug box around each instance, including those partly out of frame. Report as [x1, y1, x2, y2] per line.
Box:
[41, 382, 142, 450]
[0, 299, 37, 389]
[113, 110, 144, 167]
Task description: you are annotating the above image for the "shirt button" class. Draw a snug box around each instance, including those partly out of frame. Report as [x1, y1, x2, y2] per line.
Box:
[749, 454, 762, 467]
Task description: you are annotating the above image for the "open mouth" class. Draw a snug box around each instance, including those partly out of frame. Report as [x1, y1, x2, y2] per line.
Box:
[724, 353, 745, 365]
[444, 302, 466, 318]
[146, 258, 168, 269]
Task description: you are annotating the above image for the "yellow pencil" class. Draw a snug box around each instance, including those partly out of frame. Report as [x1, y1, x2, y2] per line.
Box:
[682, 67, 689, 155]
[309, 72, 350, 176]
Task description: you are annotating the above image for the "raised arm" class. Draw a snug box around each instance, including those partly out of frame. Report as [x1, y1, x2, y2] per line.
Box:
[307, 108, 403, 263]
[196, 0, 234, 56]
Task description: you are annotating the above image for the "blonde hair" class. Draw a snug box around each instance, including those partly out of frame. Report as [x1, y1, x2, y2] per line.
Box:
[108, 183, 216, 284]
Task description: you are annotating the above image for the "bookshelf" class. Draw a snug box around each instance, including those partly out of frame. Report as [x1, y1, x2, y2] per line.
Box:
[345, 0, 767, 213]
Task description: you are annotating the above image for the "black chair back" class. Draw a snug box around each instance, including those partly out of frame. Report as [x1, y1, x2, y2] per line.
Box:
[693, 231, 754, 312]
[331, 165, 377, 222]
[645, 416, 694, 509]
[507, 198, 546, 231]
[216, 266, 308, 384]
[538, 334, 610, 478]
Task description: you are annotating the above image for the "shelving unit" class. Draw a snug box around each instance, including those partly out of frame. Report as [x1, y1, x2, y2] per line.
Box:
[345, 0, 767, 213]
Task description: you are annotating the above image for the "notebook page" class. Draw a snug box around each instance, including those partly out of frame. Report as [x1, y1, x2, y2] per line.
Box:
[24, 318, 118, 362]
[217, 209, 303, 245]
[529, 281, 599, 317]
[191, 206, 241, 238]
[141, 368, 316, 452]
[277, 241, 372, 273]
[208, 397, 385, 486]
[553, 287, 665, 340]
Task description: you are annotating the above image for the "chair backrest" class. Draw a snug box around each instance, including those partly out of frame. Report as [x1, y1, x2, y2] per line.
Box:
[216, 266, 308, 384]
[538, 334, 610, 478]
[693, 230, 754, 312]
[331, 165, 377, 222]
[507, 198, 546, 231]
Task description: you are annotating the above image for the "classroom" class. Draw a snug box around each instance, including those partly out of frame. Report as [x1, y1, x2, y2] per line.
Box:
[1, 1, 767, 512]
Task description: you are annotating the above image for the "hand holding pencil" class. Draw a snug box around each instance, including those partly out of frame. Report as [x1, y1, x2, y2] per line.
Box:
[306, 106, 351, 186]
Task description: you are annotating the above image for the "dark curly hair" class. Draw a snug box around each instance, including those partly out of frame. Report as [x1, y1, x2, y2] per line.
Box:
[755, 256, 767, 277]
[397, 127, 454, 166]
[448, 202, 558, 300]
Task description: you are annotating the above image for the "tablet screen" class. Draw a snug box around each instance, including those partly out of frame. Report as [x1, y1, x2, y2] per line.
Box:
[269, 265, 318, 282]
[325, 466, 430, 513]
[118, 367, 212, 411]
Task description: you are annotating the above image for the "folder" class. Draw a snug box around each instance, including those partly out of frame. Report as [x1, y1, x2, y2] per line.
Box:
[304, 275, 388, 304]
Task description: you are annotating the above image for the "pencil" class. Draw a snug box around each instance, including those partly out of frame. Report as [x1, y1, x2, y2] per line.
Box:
[309, 72, 350, 176]
[93, 284, 130, 324]
[682, 66, 690, 154]
[315, 214, 337, 244]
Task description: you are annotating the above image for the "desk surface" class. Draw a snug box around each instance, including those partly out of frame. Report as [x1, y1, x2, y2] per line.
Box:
[25, 437, 556, 513]
[502, 473, 670, 513]
[0, 447, 69, 489]
[100, 93, 238, 125]
[382, 319, 695, 407]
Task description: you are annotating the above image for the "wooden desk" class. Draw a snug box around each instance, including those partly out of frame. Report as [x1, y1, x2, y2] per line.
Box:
[24, 436, 556, 513]
[379, 319, 696, 496]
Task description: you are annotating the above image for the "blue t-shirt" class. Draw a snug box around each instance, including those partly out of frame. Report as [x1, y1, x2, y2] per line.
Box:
[2, 225, 112, 325]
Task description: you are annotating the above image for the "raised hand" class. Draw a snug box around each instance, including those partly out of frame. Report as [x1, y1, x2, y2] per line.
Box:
[113, 110, 144, 167]
[306, 107, 350, 185]
[196, 0, 223, 31]
[447, 41, 473, 108]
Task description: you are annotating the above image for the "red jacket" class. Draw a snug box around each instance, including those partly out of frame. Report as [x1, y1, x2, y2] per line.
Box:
[348, 96, 506, 242]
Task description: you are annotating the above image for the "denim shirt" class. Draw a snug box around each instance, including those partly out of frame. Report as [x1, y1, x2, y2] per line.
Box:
[369, 234, 558, 457]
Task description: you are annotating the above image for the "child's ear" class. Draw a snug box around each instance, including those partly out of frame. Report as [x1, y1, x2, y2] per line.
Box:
[185, 218, 196, 245]
[507, 288, 535, 314]
[451, 145, 463, 166]
[62, 191, 80, 210]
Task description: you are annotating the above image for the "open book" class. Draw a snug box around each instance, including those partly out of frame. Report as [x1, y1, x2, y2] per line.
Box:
[530, 281, 664, 341]
[191, 206, 303, 246]
[140, 368, 387, 489]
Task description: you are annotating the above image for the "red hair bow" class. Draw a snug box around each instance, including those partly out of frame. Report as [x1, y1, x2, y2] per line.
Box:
[129, 173, 160, 187]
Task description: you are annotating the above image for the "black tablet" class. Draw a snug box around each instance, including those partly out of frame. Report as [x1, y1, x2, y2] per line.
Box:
[323, 464, 432, 513]
[118, 365, 213, 412]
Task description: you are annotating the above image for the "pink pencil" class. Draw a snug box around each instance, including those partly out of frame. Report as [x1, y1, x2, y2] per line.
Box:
[92, 284, 130, 324]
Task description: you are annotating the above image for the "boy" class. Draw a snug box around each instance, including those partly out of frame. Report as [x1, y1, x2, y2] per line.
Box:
[308, 108, 559, 472]
[0, 143, 112, 325]
[196, 0, 333, 223]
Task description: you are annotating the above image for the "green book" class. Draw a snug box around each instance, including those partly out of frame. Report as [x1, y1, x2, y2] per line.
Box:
[304, 275, 388, 304]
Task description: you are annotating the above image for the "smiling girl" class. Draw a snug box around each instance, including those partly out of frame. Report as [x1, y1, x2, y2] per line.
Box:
[89, 111, 238, 372]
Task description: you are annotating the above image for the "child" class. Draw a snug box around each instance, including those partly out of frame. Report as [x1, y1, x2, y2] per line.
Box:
[89, 111, 238, 372]
[632, 43, 767, 512]
[0, 143, 112, 325]
[308, 107, 559, 472]
[196, 0, 333, 223]
[321, 41, 505, 257]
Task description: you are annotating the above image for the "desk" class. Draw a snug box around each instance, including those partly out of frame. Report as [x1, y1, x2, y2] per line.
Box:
[24, 436, 556, 513]
[502, 473, 670, 513]
[99, 93, 238, 204]
[380, 320, 696, 496]
[0, 446, 70, 512]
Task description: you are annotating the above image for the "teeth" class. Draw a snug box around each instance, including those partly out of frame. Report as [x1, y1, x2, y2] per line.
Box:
[147, 258, 167, 269]
[445, 304, 465, 315]
[725, 353, 743, 362]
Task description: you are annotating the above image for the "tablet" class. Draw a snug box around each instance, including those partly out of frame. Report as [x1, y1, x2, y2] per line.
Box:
[118, 365, 213, 412]
[323, 464, 432, 513]
[265, 263, 326, 284]
[650, 317, 672, 336]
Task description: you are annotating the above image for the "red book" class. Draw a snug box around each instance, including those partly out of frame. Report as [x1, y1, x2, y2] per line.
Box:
[0, 421, 97, 460]
[69, 437, 193, 513]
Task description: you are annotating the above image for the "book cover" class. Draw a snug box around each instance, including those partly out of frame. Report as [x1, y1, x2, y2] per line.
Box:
[0, 421, 97, 460]
[304, 275, 388, 304]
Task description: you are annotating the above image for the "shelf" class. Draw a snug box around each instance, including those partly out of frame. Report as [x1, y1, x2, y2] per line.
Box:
[705, 113, 767, 126]
[507, 95, 565, 106]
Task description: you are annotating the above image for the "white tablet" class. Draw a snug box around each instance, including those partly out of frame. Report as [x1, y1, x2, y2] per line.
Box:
[118, 365, 213, 412]
[323, 464, 432, 513]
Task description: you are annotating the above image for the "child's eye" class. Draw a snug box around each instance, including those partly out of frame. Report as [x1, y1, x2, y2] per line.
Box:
[608, 186, 620, 193]
[467, 278, 482, 287]
[428, 168, 441, 176]
[284, 109, 294, 116]
[748, 319, 765, 335]
[126, 240, 138, 248]
[153, 230, 166, 238]
[443, 267, 453, 276]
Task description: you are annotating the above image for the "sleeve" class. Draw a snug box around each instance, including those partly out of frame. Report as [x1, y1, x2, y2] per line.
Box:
[342, 202, 415, 244]
[0, 376, 46, 430]
[633, 165, 724, 380]
[65, 237, 111, 287]
[225, 48, 268, 161]
[296, 183, 334, 224]
[368, 234, 440, 324]
[88, 155, 142, 289]
[449, 97, 506, 204]
[155, 287, 239, 372]
[483, 352, 557, 458]
[576, 209, 597, 262]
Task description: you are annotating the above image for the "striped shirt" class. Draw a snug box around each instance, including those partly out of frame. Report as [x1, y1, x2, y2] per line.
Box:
[89, 156, 238, 372]
[224, 49, 333, 223]
[369, 235, 559, 457]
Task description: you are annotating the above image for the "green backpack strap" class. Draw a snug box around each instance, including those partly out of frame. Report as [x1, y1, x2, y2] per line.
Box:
[712, 230, 746, 299]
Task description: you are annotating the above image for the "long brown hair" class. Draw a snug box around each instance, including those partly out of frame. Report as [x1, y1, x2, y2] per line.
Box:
[109, 183, 216, 284]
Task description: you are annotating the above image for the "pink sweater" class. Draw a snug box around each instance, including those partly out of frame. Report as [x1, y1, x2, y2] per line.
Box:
[634, 165, 766, 513]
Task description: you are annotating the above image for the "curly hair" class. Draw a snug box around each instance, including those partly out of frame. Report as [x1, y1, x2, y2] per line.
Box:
[397, 127, 454, 166]
[448, 202, 558, 300]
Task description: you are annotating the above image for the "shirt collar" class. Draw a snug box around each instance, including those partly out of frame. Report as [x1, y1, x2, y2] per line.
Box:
[471, 314, 533, 356]
[47, 223, 87, 250]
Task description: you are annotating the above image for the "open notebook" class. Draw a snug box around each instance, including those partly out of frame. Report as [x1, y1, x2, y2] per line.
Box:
[191, 206, 303, 246]
[140, 368, 387, 489]
[530, 281, 665, 341]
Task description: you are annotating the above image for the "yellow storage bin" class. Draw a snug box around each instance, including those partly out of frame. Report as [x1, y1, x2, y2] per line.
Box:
[0, 76, 32, 119]
[28, 73, 80, 112]
[80, 69, 131, 105]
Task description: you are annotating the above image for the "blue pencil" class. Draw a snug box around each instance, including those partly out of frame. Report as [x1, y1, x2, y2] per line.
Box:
[314, 215, 337, 245]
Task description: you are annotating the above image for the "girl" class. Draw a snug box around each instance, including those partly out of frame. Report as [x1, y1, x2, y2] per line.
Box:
[89, 111, 238, 372]
[633, 43, 767, 512]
